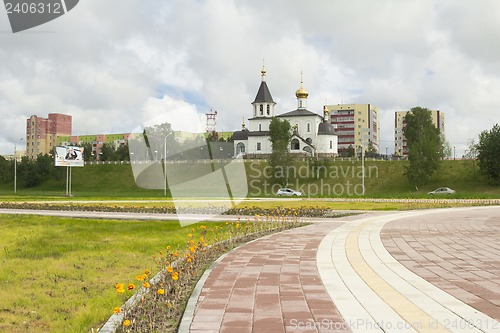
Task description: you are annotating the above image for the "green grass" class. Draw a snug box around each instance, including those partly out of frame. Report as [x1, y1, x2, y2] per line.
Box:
[0, 214, 224, 333]
[0, 160, 498, 198]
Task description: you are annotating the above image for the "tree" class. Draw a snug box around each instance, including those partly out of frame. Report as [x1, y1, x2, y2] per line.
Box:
[115, 143, 130, 161]
[0, 155, 12, 183]
[476, 124, 500, 184]
[100, 143, 116, 161]
[268, 117, 293, 185]
[403, 107, 444, 189]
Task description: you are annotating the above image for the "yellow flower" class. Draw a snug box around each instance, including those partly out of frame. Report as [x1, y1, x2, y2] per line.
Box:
[173, 252, 179, 257]
[113, 307, 121, 314]
[167, 266, 174, 273]
[200, 225, 206, 230]
[187, 257, 192, 263]
[187, 233, 193, 238]
[123, 319, 131, 327]
[136, 275, 145, 281]
[144, 269, 150, 275]
[157, 288, 165, 295]
[115, 283, 125, 293]
[189, 239, 195, 245]
[166, 245, 171, 251]
[199, 237, 205, 243]
[127, 284, 135, 291]
[143, 282, 151, 288]
[172, 272, 179, 281]
[189, 246, 196, 253]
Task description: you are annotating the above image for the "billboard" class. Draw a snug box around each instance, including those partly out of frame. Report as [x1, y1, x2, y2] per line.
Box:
[55, 146, 84, 167]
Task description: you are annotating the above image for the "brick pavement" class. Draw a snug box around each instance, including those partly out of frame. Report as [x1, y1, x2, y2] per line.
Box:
[183, 207, 500, 333]
[381, 208, 500, 321]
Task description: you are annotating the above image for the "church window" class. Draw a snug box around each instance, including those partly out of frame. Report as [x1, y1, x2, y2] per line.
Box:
[259, 124, 262, 131]
[257, 142, 261, 151]
[260, 104, 263, 115]
[306, 138, 312, 144]
[330, 141, 333, 149]
[307, 123, 311, 132]
[291, 139, 300, 150]
[267, 105, 270, 115]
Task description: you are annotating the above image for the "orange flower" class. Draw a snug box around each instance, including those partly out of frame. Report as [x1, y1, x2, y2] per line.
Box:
[199, 237, 205, 243]
[157, 288, 165, 295]
[136, 275, 145, 281]
[127, 284, 135, 291]
[189, 239, 195, 245]
[200, 225, 206, 230]
[115, 283, 125, 293]
[187, 257, 192, 263]
[123, 319, 131, 327]
[143, 282, 151, 288]
[113, 307, 121, 314]
[167, 266, 174, 273]
[144, 269, 150, 275]
[173, 252, 179, 257]
[189, 246, 196, 253]
[166, 245, 171, 251]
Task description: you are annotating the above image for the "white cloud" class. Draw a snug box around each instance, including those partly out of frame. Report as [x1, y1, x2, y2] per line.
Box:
[1, 0, 499, 158]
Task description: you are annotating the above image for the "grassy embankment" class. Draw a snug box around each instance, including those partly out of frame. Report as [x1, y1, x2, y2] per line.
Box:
[0, 159, 497, 199]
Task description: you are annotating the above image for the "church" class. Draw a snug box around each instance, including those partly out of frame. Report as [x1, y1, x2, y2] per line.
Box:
[233, 67, 338, 158]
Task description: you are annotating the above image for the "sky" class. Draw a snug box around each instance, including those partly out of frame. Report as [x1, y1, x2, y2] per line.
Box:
[1, 0, 499, 157]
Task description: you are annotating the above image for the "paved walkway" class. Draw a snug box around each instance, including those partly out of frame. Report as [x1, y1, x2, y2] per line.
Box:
[181, 207, 500, 333]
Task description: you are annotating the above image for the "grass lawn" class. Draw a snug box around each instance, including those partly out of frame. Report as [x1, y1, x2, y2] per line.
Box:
[0, 214, 226, 333]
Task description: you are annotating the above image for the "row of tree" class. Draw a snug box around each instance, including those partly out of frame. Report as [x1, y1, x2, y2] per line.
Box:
[0, 154, 63, 187]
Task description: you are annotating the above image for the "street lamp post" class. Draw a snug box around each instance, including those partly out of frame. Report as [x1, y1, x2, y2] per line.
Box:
[386, 146, 388, 160]
[14, 138, 23, 194]
[164, 132, 172, 196]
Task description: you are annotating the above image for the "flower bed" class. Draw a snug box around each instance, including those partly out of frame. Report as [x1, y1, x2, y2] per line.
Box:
[0, 202, 353, 218]
[98, 216, 307, 333]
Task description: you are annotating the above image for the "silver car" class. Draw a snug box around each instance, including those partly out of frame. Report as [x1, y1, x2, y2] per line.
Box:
[276, 188, 303, 196]
[428, 187, 456, 195]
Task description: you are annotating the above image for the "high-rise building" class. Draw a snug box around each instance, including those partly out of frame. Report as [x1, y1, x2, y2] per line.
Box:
[26, 113, 72, 159]
[325, 104, 379, 155]
[394, 110, 445, 156]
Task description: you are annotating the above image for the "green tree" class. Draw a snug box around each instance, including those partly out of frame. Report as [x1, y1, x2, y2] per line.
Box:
[81, 142, 94, 161]
[100, 143, 116, 161]
[115, 144, 130, 161]
[477, 124, 500, 184]
[17, 156, 42, 187]
[403, 107, 444, 189]
[0, 155, 12, 183]
[268, 117, 293, 185]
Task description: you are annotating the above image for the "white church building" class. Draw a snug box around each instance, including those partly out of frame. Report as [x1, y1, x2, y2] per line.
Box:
[233, 67, 338, 158]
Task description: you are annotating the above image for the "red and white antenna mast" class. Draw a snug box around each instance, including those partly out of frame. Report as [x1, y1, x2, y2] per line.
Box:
[206, 108, 217, 132]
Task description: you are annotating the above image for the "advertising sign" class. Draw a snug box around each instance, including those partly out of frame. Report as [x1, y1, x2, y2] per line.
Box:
[55, 146, 84, 167]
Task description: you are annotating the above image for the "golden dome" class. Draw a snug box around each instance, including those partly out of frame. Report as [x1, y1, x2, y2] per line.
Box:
[296, 82, 309, 99]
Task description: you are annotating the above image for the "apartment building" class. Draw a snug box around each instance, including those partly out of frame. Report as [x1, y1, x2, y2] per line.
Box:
[26, 113, 72, 159]
[325, 104, 379, 155]
[394, 110, 445, 156]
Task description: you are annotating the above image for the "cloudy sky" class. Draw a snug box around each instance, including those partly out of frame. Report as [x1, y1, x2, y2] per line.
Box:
[1, 0, 499, 156]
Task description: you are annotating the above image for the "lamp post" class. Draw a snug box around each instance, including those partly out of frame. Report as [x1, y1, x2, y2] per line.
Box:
[164, 132, 172, 196]
[385, 146, 388, 160]
[14, 138, 23, 194]
[453, 146, 456, 160]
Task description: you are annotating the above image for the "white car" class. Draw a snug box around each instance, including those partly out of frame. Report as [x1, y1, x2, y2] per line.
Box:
[276, 188, 302, 196]
[428, 187, 456, 195]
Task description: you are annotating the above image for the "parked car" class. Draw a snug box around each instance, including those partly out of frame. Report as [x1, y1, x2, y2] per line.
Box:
[276, 188, 303, 196]
[428, 187, 456, 195]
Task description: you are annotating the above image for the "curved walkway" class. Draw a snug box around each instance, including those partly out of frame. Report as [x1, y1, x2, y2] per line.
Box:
[183, 207, 500, 332]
